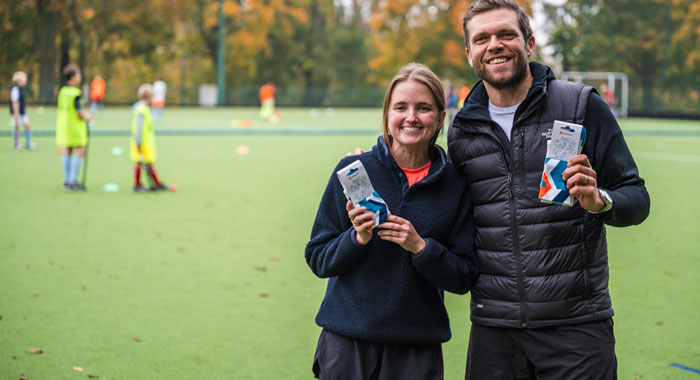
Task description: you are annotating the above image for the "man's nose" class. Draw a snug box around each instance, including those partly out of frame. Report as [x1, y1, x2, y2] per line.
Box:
[487, 35, 502, 50]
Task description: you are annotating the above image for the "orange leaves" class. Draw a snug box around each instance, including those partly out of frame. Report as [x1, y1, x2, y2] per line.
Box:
[223, 0, 242, 18]
[444, 40, 466, 66]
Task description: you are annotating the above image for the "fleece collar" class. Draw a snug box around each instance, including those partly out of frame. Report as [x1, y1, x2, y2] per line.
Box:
[371, 136, 448, 185]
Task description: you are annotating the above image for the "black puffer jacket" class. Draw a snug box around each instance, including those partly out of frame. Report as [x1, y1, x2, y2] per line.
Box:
[448, 62, 650, 328]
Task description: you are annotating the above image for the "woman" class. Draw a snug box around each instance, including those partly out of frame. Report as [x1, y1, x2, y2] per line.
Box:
[305, 63, 479, 379]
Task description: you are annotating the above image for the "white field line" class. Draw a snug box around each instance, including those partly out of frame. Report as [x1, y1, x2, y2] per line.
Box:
[634, 151, 700, 163]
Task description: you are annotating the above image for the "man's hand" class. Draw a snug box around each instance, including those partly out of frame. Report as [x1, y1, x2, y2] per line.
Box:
[345, 148, 365, 157]
[562, 154, 606, 212]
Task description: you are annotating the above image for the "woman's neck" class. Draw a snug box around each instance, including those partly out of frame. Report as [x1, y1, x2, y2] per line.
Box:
[390, 144, 430, 169]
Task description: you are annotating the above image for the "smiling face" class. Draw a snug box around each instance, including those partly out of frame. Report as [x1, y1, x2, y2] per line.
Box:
[387, 79, 444, 153]
[465, 8, 534, 90]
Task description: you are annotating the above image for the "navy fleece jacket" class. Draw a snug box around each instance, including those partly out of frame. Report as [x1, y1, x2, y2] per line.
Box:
[305, 137, 479, 344]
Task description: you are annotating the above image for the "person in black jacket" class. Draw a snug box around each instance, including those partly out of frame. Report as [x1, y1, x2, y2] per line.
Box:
[448, 1, 650, 379]
[306, 63, 479, 380]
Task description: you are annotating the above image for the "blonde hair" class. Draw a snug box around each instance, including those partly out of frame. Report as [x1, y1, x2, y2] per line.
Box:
[381, 63, 446, 148]
[12, 71, 27, 84]
[137, 83, 154, 100]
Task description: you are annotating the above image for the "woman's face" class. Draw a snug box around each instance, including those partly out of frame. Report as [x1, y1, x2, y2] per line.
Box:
[387, 79, 444, 151]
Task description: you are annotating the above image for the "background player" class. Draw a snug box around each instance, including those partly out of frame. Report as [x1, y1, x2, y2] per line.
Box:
[89, 75, 106, 113]
[259, 82, 276, 120]
[56, 64, 92, 191]
[9, 71, 34, 151]
[131, 83, 167, 192]
[152, 77, 167, 120]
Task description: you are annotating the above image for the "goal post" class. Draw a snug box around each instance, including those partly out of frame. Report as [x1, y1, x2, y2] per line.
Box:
[561, 71, 629, 118]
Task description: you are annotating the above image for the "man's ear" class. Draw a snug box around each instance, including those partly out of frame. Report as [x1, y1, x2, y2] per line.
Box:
[525, 36, 535, 57]
[465, 48, 474, 67]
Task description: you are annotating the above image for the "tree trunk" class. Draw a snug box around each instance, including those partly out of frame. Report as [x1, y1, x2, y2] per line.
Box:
[36, 0, 59, 104]
[59, 31, 70, 86]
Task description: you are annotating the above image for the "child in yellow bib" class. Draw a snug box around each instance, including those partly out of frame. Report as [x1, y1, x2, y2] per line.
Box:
[56, 64, 92, 191]
[131, 84, 167, 192]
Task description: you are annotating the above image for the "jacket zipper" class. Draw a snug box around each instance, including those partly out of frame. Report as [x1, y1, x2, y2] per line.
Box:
[507, 168, 528, 328]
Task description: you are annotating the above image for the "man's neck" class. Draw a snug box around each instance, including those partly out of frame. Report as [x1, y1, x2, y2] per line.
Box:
[484, 73, 533, 108]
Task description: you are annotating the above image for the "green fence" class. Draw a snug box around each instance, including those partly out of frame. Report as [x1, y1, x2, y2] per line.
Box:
[2, 76, 699, 117]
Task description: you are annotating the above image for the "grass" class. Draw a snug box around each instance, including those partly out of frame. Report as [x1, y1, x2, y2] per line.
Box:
[1, 107, 699, 379]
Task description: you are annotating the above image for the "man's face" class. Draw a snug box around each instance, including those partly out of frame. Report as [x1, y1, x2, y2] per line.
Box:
[465, 8, 534, 90]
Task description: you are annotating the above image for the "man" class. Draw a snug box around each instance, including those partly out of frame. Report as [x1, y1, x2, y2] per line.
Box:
[447, 1, 650, 379]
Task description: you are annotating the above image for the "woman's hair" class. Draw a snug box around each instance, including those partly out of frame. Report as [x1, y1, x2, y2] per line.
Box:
[63, 64, 80, 82]
[381, 62, 446, 148]
[462, 0, 533, 49]
[12, 71, 27, 84]
[137, 83, 154, 100]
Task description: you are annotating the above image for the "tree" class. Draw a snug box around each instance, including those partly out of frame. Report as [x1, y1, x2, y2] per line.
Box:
[36, 0, 60, 103]
[544, 0, 700, 113]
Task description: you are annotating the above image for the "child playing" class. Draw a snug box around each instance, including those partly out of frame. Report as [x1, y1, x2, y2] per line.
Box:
[56, 64, 92, 191]
[130, 84, 167, 192]
[9, 71, 34, 151]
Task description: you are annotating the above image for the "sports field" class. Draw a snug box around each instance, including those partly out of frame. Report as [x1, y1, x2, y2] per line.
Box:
[1, 107, 699, 379]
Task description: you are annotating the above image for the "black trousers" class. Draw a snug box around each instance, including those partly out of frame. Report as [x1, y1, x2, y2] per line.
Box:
[313, 329, 444, 380]
[466, 319, 617, 380]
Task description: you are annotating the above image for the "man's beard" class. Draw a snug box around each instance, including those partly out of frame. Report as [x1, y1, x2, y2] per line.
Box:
[474, 51, 529, 90]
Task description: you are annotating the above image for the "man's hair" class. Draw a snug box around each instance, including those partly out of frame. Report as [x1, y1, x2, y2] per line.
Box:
[381, 62, 446, 149]
[137, 83, 154, 100]
[462, 0, 533, 48]
[12, 71, 27, 84]
[63, 64, 81, 82]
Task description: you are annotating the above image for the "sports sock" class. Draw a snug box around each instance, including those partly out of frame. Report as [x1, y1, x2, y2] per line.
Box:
[13, 126, 19, 147]
[62, 153, 71, 183]
[146, 164, 162, 186]
[134, 164, 141, 187]
[68, 155, 83, 184]
[24, 129, 32, 147]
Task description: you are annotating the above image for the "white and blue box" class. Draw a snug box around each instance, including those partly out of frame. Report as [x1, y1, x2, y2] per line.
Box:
[538, 120, 587, 206]
[336, 160, 390, 227]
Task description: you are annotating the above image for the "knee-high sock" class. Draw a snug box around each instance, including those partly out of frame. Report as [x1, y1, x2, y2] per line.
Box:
[62, 153, 71, 183]
[146, 164, 162, 186]
[134, 163, 142, 187]
[24, 128, 32, 147]
[68, 155, 83, 184]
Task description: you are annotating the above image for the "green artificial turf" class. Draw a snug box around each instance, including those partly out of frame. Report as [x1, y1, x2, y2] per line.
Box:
[1, 107, 698, 379]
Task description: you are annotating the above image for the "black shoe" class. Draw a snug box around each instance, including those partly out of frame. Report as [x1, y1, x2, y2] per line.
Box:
[149, 184, 167, 192]
[63, 182, 71, 192]
[70, 183, 86, 191]
[133, 185, 148, 193]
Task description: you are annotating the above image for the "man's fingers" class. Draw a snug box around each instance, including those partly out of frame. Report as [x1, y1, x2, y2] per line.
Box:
[567, 154, 591, 168]
[345, 148, 365, 157]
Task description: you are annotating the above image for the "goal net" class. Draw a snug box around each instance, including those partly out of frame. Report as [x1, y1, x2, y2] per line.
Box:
[561, 71, 629, 118]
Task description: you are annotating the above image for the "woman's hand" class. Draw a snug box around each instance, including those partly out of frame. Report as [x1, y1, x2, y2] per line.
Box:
[377, 215, 426, 255]
[347, 201, 376, 245]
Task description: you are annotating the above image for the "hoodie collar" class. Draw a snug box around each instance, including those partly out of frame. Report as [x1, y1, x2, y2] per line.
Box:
[456, 62, 555, 124]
